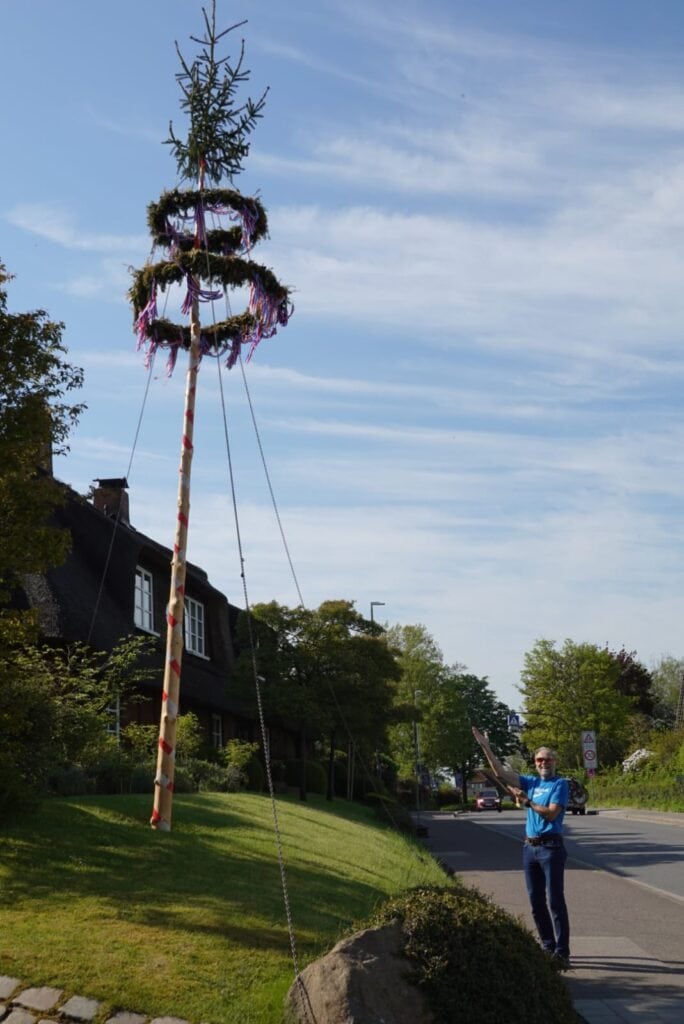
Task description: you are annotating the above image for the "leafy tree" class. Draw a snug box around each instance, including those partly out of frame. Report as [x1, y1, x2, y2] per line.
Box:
[520, 639, 634, 769]
[174, 711, 204, 762]
[650, 655, 683, 727]
[0, 633, 155, 814]
[606, 646, 654, 717]
[385, 624, 448, 781]
[0, 262, 84, 604]
[425, 670, 515, 803]
[236, 599, 400, 800]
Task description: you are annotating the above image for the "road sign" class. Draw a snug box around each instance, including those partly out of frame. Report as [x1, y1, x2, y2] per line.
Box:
[581, 730, 598, 770]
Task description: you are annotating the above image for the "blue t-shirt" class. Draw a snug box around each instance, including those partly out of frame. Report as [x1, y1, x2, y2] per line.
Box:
[519, 775, 568, 837]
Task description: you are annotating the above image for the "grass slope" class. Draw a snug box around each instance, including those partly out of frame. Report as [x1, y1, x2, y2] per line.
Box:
[0, 793, 446, 1023]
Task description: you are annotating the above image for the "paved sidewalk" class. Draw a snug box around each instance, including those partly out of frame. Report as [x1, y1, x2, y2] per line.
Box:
[0, 977, 188, 1024]
[419, 809, 684, 1024]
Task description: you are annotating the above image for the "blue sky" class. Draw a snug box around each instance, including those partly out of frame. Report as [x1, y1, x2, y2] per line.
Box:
[4, 0, 684, 710]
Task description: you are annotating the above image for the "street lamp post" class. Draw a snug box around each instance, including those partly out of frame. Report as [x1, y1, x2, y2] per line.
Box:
[370, 601, 385, 623]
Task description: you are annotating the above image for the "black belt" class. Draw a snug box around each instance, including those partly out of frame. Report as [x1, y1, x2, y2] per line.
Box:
[525, 835, 563, 846]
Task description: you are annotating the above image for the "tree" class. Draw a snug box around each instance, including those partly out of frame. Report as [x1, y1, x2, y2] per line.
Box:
[427, 670, 515, 803]
[650, 655, 683, 727]
[384, 624, 448, 782]
[237, 600, 400, 800]
[520, 639, 634, 769]
[0, 262, 84, 603]
[606, 646, 654, 717]
[0, 631, 155, 815]
[165, 1, 268, 185]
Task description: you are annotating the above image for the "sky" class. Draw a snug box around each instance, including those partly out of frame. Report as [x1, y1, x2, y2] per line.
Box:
[4, 0, 684, 711]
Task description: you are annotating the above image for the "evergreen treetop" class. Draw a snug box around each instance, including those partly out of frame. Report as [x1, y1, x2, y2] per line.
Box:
[165, 1, 268, 185]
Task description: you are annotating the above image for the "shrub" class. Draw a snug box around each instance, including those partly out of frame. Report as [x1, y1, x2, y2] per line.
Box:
[174, 712, 203, 762]
[182, 758, 242, 793]
[372, 886, 577, 1024]
[171, 765, 196, 793]
[222, 738, 260, 773]
[436, 786, 460, 808]
[130, 763, 155, 794]
[0, 656, 54, 813]
[587, 764, 684, 812]
[121, 722, 157, 760]
[47, 764, 92, 797]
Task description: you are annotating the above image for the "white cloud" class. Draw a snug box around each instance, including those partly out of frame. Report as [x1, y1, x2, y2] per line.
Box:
[6, 203, 146, 254]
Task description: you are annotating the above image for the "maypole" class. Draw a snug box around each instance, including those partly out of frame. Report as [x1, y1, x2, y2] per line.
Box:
[129, 3, 292, 831]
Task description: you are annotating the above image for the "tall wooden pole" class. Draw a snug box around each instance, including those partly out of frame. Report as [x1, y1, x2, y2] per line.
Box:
[151, 187, 204, 830]
[150, 312, 201, 830]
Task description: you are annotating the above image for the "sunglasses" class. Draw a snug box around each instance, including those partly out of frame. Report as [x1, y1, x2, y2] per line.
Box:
[535, 757, 555, 763]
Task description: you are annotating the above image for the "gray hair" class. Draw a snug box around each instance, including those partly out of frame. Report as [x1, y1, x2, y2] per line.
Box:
[534, 746, 557, 760]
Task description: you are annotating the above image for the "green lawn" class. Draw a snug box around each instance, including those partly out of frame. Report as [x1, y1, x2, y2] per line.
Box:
[0, 793, 447, 1024]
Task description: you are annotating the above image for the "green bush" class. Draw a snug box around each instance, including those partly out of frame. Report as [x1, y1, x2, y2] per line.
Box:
[47, 764, 93, 797]
[436, 785, 460, 807]
[285, 759, 327, 795]
[372, 886, 577, 1024]
[182, 758, 243, 793]
[0, 660, 54, 812]
[587, 766, 684, 812]
[222, 738, 260, 773]
[90, 749, 136, 794]
[130, 764, 155, 794]
[171, 766, 196, 794]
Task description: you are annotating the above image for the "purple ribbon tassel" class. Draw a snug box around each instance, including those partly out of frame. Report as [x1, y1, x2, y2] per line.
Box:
[135, 281, 158, 348]
[229, 205, 258, 251]
[181, 274, 222, 315]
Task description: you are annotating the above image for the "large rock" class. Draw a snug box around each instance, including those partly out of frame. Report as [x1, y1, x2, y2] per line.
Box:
[285, 921, 434, 1024]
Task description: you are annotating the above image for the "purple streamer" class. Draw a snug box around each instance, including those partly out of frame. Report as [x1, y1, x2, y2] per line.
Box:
[181, 274, 222, 315]
[135, 281, 158, 348]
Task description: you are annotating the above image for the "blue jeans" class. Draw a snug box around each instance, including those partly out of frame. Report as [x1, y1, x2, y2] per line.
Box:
[523, 839, 570, 958]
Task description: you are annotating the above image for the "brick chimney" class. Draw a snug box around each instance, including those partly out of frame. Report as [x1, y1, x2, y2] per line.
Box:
[91, 477, 130, 525]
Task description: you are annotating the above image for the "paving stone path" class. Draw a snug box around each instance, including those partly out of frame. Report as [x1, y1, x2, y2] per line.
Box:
[0, 978, 191, 1024]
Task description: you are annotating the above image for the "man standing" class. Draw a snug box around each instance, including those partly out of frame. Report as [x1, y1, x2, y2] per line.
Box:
[471, 725, 571, 966]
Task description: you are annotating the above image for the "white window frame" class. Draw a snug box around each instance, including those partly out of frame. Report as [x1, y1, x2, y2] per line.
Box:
[106, 695, 121, 740]
[211, 713, 223, 749]
[184, 595, 207, 657]
[134, 566, 156, 633]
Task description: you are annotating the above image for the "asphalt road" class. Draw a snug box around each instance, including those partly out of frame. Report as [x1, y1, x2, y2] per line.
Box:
[461, 807, 684, 901]
[419, 807, 684, 1022]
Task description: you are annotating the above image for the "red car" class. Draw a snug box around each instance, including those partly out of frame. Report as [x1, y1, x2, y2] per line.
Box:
[474, 788, 502, 812]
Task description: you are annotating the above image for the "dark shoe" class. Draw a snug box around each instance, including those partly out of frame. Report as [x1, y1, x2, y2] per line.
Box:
[552, 954, 571, 971]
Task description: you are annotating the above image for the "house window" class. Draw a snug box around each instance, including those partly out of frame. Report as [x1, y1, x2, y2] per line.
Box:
[184, 596, 206, 657]
[211, 713, 223, 749]
[134, 567, 154, 632]
[107, 695, 121, 740]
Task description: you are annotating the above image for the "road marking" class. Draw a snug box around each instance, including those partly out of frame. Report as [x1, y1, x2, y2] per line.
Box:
[465, 816, 684, 907]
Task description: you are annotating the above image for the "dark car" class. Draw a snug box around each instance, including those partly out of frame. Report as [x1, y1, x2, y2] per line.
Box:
[567, 777, 588, 815]
[474, 788, 502, 812]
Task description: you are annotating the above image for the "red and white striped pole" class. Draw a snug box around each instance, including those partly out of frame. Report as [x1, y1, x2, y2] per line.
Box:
[151, 170, 205, 832]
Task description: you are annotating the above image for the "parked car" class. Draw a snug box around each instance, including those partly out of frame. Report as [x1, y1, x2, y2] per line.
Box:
[474, 788, 502, 812]
[567, 777, 588, 815]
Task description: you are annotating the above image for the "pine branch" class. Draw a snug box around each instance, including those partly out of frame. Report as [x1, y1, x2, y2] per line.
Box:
[164, 1, 267, 185]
